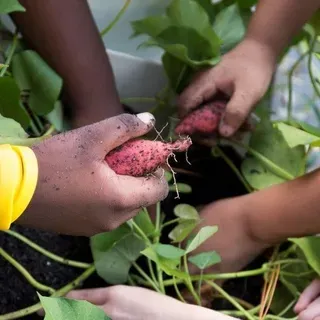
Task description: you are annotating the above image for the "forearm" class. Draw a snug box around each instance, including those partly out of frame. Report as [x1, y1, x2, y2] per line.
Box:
[245, 0, 320, 58]
[11, 0, 123, 127]
[245, 168, 320, 244]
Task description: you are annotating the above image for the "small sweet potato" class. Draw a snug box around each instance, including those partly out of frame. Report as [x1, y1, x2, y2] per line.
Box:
[175, 101, 225, 136]
[105, 137, 192, 177]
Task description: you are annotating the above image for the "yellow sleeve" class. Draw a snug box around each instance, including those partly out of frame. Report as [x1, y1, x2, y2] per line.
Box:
[0, 144, 38, 230]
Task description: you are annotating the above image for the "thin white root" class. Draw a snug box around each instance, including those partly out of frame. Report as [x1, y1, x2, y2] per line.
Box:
[152, 122, 168, 142]
[166, 154, 180, 199]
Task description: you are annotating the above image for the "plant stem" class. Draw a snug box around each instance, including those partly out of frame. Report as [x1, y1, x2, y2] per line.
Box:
[229, 139, 294, 180]
[147, 259, 158, 287]
[100, 0, 131, 37]
[206, 280, 256, 320]
[173, 276, 186, 303]
[4, 230, 91, 269]
[277, 299, 297, 317]
[29, 118, 41, 137]
[131, 220, 152, 245]
[161, 218, 180, 229]
[287, 51, 308, 123]
[0, 248, 55, 295]
[221, 305, 260, 317]
[0, 31, 18, 77]
[0, 265, 95, 320]
[132, 262, 161, 293]
[214, 146, 252, 193]
[197, 269, 203, 303]
[183, 254, 201, 305]
[308, 36, 320, 100]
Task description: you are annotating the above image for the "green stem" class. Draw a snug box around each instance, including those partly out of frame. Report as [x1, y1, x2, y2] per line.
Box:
[100, 0, 131, 37]
[132, 262, 161, 293]
[4, 230, 91, 269]
[183, 254, 201, 305]
[0, 265, 95, 320]
[161, 218, 180, 229]
[221, 305, 260, 317]
[214, 146, 253, 193]
[287, 51, 308, 123]
[0, 248, 55, 295]
[229, 139, 294, 180]
[147, 259, 158, 288]
[206, 280, 256, 320]
[173, 276, 186, 303]
[29, 118, 41, 137]
[277, 299, 297, 317]
[131, 220, 152, 245]
[0, 31, 18, 77]
[308, 36, 320, 99]
[197, 269, 203, 304]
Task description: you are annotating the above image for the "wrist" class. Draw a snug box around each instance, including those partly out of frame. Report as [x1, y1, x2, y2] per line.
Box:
[238, 37, 279, 66]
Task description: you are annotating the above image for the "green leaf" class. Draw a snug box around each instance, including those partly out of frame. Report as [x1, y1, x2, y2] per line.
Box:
[38, 294, 111, 320]
[237, 0, 256, 8]
[131, 15, 171, 38]
[12, 50, 63, 115]
[195, 0, 216, 23]
[141, 247, 188, 279]
[143, 26, 221, 68]
[174, 204, 199, 221]
[241, 118, 305, 190]
[213, 4, 248, 53]
[166, 0, 221, 55]
[169, 220, 199, 243]
[0, 0, 25, 14]
[154, 243, 185, 260]
[133, 209, 155, 237]
[0, 77, 30, 129]
[289, 120, 320, 146]
[45, 101, 64, 132]
[0, 114, 44, 146]
[186, 226, 218, 254]
[188, 251, 221, 270]
[276, 122, 320, 148]
[90, 224, 145, 284]
[289, 236, 320, 275]
[161, 53, 193, 93]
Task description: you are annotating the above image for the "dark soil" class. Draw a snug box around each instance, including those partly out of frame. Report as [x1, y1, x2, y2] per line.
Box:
[0, 142, 265, 319]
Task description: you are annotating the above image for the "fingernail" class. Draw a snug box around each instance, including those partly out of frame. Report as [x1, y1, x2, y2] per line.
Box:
[136, 112, 155, 125]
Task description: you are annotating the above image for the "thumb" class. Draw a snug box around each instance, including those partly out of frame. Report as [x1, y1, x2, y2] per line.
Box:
[85, 112, 155, 156]
[219, 86, 260, 137]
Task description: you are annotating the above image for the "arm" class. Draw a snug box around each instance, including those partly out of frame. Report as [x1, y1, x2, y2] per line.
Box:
[244, 168, 320, 244]
[178, 1, 320, 137]
[246, 0, 320, 59]
[10, 0, 123, 128]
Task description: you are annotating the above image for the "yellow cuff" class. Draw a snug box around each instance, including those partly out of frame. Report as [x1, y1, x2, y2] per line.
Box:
[0, 144, 38, 229]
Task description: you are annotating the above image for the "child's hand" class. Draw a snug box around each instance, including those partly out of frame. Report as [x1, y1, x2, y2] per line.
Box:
[178, 38, 276, 137]
[294, 279, 320, 320]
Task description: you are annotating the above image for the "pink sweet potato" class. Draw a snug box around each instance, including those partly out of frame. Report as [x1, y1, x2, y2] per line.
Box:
[105, 137, 192, 177]
[175, 101, 225, 136]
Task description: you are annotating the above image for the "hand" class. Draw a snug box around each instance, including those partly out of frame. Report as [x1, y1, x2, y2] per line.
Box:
[18, 113, 169, 236]
[64, 285, 238, 320]
[188, 197, 270, 275]
[294, 279, 320, 320]
[178, 38, 277, 137]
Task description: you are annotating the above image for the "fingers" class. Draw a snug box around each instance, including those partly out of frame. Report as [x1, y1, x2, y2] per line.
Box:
[298, 296, 320, 320]
[295, 279, 320, 314]
[66, 288, 111, 306]
[178, 70, 218, 116]
[116, 168, 169, 209]
[88, 112, 155, 155]
[219, 85, 261, 137]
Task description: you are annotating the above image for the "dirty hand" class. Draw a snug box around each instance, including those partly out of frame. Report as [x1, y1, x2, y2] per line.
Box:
[65, 285, 238, 320]
[18, 113, 168, 236]
[178, 38, 277, 137]
[294, 279, 320, 320]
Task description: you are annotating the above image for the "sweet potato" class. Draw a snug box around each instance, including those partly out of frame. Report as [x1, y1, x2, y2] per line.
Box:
[105, 137, 192, 177]
[175, 101, 225, 136]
